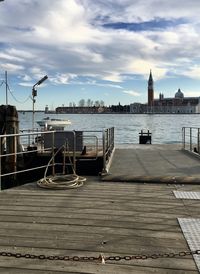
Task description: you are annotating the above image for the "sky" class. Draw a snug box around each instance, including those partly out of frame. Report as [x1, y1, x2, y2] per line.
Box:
[0, 0, 200, 110]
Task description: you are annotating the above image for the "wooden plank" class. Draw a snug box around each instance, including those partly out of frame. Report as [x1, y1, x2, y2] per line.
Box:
[0, 257, 197, 274]
[0, 268, 78, 274]
[0, 215, 181, 231]
[0, 235, 189, 254]
[0, 210, 183, 225]
[0, 180, 199, 273]
[0, 222, 184, 240]
[0, 205, 192, 219]
[0, 233, 188, 249]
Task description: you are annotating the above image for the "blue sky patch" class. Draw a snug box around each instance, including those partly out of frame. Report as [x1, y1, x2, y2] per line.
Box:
[10, 26, 34, 32]
[0, 42, 10, 50]
[103, 18, 186, 31]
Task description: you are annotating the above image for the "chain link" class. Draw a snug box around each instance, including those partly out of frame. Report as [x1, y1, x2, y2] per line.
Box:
[0, 250, 199, 263]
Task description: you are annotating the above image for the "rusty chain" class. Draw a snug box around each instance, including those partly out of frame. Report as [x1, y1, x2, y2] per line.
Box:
[0, 249, 200, 263]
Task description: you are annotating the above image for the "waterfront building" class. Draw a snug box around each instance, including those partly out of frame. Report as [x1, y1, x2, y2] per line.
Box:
[130, 71, 200, 113]
[153, 89, 200, 113]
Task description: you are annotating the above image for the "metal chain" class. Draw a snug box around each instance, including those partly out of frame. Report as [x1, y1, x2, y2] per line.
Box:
[0, 249, 200, 263]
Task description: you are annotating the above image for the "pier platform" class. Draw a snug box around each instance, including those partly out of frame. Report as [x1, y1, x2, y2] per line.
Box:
[102, 144, 200, 183]
[0, 178, 200, 273]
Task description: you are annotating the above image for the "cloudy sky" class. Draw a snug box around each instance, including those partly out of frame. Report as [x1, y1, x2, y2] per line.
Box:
[0, 0, 200, 110]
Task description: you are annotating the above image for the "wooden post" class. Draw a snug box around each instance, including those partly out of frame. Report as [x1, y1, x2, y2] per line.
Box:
[0, 105, 19, 181]
[6, 106, 19, 178]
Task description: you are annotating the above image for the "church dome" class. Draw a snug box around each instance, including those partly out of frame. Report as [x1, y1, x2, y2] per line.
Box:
[175, 88, 184, 99]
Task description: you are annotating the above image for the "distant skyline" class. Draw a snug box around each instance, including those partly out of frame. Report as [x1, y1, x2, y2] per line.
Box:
[1, 0, 200, 110]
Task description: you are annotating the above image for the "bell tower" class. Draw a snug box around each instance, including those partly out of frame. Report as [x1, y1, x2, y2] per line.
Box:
[148, 70, 154, 108]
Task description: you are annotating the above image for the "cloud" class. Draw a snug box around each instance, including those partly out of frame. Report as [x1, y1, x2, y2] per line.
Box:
[85, 0, 200, 23]
[29, 67, 48, 80]
[21, 74, 32, 81]
[69, 78, 123, 89]
[182, 66, 200, 80]
[0, 53, 23, 62]
[123, 90, 141, 96]
[51, 73, 77, 84]
[184, 91, 200, 97]
[102, 73, 125, 83]
[7, 48, 35, 59]
[0, 63, 24, 72]
[0, 0, 200, 88]
[72, 47, 104, 63]
[17, 74, 32, 86]
[18, 82, 34, 87]
[128, 60, 167, 80]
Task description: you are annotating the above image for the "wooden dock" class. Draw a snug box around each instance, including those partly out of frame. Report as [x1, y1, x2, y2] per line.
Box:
[0, 176, 200, 273]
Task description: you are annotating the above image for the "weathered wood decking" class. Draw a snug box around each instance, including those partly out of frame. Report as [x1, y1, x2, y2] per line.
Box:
[0, 177, 200, 273]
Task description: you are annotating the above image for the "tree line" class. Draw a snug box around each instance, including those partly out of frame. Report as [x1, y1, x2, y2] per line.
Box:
[58, 99, 130, 113]
[62, 99, 105, 108]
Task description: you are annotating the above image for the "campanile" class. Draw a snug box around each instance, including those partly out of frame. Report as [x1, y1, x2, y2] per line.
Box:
[148, 70, 154, 108]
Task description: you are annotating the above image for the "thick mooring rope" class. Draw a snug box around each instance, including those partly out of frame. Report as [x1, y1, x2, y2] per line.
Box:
[37, 174, 86, 189]
[37, 144, 86, 189]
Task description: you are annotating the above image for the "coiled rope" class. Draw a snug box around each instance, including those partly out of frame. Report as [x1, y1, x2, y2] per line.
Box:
[37, 143, 86, 189]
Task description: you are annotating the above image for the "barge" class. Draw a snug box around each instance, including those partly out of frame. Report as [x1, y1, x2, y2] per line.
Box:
[0, 105, 114, 190]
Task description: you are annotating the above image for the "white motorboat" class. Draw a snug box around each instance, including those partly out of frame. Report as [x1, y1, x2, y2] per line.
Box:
[37, 117, 71, 129]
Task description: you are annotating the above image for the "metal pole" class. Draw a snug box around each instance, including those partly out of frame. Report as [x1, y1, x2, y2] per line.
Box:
[32, 88, 36, 134]
[5, 71, 8, 105]
[32, 88, 37, 143]
[190, 128, 192, 151]
[73, 131, 76, 173]
[32, 93, 35, 144]
[31, 76, 48, 136]
[63, 142, 66, 175]
[198, 128, 200, 154]
[32, 94, 34, 132]
[28, 129, 30, 146]
[102, 129, 107, 174]
[14, 134, 17, 177]
[0, 136, 2, 191]
[182, 127, 185, 149]
[52, 132, 55, 176]
[111, 127, 114, 149]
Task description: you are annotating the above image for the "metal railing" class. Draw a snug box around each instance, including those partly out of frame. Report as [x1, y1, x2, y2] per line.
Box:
[0, 130, 57, 190]
[0, 127, 115, 190]
[102, 127, 115, 173]
[182, 127, 200, 154]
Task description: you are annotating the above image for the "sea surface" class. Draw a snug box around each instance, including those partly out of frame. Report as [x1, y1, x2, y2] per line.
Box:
[18, 112, 200, 145]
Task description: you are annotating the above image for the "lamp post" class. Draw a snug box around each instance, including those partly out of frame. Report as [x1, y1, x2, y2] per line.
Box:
[32, 75, 48, 134]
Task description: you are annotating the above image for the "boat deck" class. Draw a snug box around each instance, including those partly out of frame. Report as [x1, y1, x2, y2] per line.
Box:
[0, 176, 200, 273]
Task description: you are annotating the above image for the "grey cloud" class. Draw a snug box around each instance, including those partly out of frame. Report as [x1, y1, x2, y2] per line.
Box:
[0, 0, 200, 82]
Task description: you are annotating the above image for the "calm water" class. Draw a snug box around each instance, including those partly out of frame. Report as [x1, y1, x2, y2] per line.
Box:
[18, 112, 200, 145]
